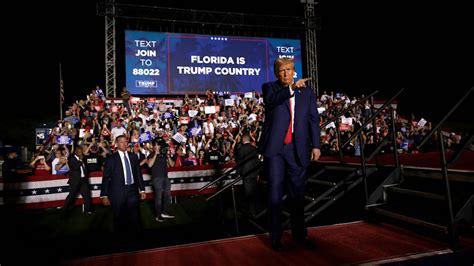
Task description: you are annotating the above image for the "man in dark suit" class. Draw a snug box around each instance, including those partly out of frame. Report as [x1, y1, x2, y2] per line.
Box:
[235, 134, 260, 217]
[63, 146, 92, 214]
[100, 135, 146, 236]
[258, 57, 321, 251]
[2, 150, 20, 209]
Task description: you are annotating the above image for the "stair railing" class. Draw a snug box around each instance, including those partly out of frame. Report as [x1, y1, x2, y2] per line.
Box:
[415, 86, 473, 248]
[340, 88, 405, 202]
[321, 90, 379, 162]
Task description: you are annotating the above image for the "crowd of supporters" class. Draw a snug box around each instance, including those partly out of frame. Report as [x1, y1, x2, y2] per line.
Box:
[29, 87, 465, 176]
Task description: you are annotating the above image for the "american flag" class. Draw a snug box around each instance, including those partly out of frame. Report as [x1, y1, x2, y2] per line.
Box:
[60, 79, 64, 104]
[59, 63, 64, 105]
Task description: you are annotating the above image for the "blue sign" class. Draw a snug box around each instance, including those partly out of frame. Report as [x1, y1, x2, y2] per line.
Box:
[125, 31, 302, 95]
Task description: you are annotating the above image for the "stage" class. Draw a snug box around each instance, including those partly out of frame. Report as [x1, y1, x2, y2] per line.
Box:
[61, 221, 473, 266]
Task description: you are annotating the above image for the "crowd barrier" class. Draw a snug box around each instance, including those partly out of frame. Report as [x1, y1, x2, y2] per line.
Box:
[0, 164, 238, 209]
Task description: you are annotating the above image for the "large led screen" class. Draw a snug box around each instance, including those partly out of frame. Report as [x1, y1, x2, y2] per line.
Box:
[125, 30, 302, 95]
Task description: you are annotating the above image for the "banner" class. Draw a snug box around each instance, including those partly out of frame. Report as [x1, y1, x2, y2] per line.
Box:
[0, 165, 238, 209]
[204, 106, 217, 114]
[125, 31, 302, 95]
[36, 128, 52, 145]
[179, 117, 190, 124]
[188, 110, 199, 117]
[139, 131, 152, 143]
[339, 124, 351, 131]
[225, 99, 235, 106]
[56, 135, 72, 145]
[172, 132, 187, 143]
[188, 126, 202, 136]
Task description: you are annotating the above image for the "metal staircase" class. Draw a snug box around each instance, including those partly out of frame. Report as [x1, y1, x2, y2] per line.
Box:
[250, 89, 405, 233]
[368, 167, 474, 241]
[366, 87, 474, 248]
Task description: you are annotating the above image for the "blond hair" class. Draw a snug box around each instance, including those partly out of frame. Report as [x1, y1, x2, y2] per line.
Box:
[273, 57, 295, 76]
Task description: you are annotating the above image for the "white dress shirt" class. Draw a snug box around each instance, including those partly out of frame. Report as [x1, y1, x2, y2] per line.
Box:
[118, 150, 134, 185]
[289, 85, 295, 133]
[74, 155, 86, 178]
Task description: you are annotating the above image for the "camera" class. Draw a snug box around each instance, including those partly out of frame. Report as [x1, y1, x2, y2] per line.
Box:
[159, 146, 169, 157]
[155, 139, 169, 157]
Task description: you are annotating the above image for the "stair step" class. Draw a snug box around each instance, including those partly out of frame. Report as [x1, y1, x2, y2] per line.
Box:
[402, 168, 474, 183]
[309, 169, 358, 183]
[372, 207, 448, 233]
[385, 186, 467, 216]
[308, 168, 326, 180]
[306, 184, 336, 196]
[320, 196, 333, 200]
[366, 203, 386, 208]
[399, 175, 474, 198]
[387, 186, 446, 200]
[383, 191, 452, 225]
[305, 196, 315, 201]
[383, 183, 400, 188]
[307, 179, 335, 186]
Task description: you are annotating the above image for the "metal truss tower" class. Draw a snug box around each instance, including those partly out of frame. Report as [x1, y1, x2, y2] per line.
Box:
[303, 0, 320, 97]
[97, 2, 319, 97]
[104, 0, 116, 97]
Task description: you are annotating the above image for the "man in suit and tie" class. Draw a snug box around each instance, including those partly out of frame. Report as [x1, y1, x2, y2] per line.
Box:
[235, 134, 260, 217]
[101, 135, 146, 237]
[258, 57, 321, 251]
[63, 146, 92, 214]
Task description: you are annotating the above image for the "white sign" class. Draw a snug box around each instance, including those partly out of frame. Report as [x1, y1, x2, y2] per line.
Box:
[417, 118, 427, 127]
[204, 106, 217, 114]
[172, 133, 187, 143]
[225, 99, 234, 106]
[325, 122, 336, 129]
[79, 128, 93, 138]
[341, 116, 353, 125]
[188, 110, 199, 117]
[248, 113, 257, 123]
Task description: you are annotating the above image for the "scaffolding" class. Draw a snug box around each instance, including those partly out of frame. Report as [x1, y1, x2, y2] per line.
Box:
[97, 2, 320, 97]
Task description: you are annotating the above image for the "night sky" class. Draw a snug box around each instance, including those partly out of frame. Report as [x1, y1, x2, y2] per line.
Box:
[2, 0, 473, 146]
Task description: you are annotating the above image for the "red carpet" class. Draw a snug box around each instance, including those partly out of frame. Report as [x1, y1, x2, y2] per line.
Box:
[61, 221, 460, 266]
[319, 151, 474, 171]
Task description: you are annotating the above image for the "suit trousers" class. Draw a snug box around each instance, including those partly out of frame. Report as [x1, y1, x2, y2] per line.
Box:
[63, 178, 92, 212]
[112, 184, 142, 235]
[265, 142, 307, 242]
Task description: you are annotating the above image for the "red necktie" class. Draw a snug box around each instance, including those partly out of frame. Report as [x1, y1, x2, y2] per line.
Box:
[284, 99, 293, 145]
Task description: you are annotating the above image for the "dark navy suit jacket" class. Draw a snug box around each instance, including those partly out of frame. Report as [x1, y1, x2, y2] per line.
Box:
[67, 154, 88, 186]
[258, 80, 321, 166]
[100, 151, 145, 206]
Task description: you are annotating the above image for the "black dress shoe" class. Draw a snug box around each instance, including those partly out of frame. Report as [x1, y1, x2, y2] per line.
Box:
[294, 237, 316, 249]
[271, 240, 284, 251]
